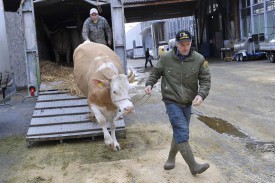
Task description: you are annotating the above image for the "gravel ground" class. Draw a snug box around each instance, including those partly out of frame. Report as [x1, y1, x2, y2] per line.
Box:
[0, 58, 274, 183]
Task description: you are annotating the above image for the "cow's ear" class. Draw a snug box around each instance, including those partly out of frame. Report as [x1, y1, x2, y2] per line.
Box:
[92, 79, 109, 89]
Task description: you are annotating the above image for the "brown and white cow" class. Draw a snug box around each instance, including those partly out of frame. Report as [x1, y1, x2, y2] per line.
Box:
[73, 41, 135, 150]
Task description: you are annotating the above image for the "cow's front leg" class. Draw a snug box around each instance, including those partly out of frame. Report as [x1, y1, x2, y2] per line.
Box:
[90, 105, 114, 149]
[88, 105, 96, 121]
[110, 121, 120, 150]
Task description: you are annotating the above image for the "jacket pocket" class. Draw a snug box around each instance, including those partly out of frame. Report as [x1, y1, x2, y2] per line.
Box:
[165, 67, 181, 84]
[185, 69, 198, 91]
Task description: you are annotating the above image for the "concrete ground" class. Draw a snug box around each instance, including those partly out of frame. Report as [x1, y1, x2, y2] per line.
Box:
[0, 91, 36, 138]
[0, 57, 275, 183]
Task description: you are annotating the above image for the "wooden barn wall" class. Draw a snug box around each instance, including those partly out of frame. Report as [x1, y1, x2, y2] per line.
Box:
[5, 12, 27, 88]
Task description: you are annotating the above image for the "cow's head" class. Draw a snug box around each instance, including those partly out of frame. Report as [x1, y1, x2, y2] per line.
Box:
[92, 68, 135, 114]
[109, 74, 133, 114]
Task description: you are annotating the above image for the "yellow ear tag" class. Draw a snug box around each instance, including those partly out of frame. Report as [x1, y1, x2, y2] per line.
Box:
[98, 82, 103, 88]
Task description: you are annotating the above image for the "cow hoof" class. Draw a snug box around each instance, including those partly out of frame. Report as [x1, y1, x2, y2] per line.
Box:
[116, 145, 121, 151]
[106, 144, 113, 150]
[106, 144, 120, 151]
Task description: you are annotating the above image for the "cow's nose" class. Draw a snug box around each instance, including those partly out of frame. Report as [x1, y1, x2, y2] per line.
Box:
[124, 106, 134, 113]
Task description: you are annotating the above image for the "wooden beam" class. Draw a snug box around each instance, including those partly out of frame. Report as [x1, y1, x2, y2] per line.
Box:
[124, 0, 197, 8]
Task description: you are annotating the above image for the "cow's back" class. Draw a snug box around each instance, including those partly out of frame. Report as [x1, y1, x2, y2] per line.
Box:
[73, 41, 123, 96]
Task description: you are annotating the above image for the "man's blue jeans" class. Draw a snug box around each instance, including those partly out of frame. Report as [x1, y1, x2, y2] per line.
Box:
[165, 103, 192, 144]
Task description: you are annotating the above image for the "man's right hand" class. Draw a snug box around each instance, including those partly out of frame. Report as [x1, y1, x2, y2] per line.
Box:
[145, 85, 152, 94]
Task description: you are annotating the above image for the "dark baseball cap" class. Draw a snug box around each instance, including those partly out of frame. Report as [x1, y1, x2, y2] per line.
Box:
[176, 30, 192, 43]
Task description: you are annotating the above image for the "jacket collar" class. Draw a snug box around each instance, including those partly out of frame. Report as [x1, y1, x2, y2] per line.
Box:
[173, 47, 193, 61]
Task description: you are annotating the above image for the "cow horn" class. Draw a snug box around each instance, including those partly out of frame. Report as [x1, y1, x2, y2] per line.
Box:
[127, 67, 135, 83]
[102, 69, 115, 80]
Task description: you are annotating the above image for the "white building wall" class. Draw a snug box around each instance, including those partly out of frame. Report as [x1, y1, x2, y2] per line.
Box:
[125, 23, 143, 50]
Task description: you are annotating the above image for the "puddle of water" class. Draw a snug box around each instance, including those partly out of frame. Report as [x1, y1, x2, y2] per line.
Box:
[245, 141, 275, 153]
[197, 115, 275, 152]
[197, 115, 248, 138]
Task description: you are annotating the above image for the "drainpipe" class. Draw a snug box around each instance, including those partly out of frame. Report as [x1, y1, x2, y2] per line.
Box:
[250, 0, 254, 34]
[263, 0, 267, 39]
[151, 24, 157, 59]
[233, 0, 240, 39]
[239, 0, 243, 38]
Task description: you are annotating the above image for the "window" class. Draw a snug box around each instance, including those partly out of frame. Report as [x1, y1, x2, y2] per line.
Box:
[254, 0, 264, 4]
[267, 0, 275, 11]
[253, 3, 264, 14]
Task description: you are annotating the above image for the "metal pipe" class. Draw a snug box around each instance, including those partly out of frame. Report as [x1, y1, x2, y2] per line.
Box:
[250, 0, 254, 34]
[239, 0, 243, 38]
[264, 0, 267, 39]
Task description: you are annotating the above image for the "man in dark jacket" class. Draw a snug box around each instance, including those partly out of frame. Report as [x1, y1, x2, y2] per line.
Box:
[145, 48, 153, 68]
[82, 8, 112, 46]
[144, 30, 211, 175]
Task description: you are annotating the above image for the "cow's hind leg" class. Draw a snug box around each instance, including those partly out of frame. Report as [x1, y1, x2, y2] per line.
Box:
[110, 121, 120, 150]
[90, 105, 115, 149]
[53, 49, 60, 65]
[66, 49, 71, 66]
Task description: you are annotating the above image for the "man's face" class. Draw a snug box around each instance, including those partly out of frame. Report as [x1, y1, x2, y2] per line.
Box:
[90, 13, 98, 22]
[176, 41, 192, 56]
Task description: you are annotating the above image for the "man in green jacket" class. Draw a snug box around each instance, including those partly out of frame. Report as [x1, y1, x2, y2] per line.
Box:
[145, 30, 211, 175]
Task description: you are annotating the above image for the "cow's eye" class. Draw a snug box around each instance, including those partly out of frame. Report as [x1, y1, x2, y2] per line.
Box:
[113, 91, 116, 94]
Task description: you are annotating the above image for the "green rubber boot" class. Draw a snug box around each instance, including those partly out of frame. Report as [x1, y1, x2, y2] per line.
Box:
[177, 142, 210, 175]
[164, 138, 178, 170]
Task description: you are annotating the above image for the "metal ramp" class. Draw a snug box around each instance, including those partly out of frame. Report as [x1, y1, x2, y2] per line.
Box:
[26, 90, 126, 147]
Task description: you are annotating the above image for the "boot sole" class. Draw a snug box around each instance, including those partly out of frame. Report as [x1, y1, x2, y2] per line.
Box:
[191, 163, 210, 175]
[164, 165, 175, 170]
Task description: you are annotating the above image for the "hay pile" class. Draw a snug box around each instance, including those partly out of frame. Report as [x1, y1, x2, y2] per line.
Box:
[40, 61, 84, 96]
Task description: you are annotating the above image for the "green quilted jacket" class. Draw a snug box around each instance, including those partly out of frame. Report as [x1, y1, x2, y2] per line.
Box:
[145, 49, 211, 106]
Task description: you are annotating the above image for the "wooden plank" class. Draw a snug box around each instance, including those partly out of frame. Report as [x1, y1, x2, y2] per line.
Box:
[26, 131, 101, 140]
[124, 0, 197, 7]
[27, 120, 125, 136]
[39, 90, 70, 95]
[30, 114, 91, 126]
[27, 122, 95, 136]
[33, 106, 90, 117]
[35, 99, 87, 109]
[37, 93, 82, 101]
[26, 128, 125, 141]
[224, 57, 233, 62]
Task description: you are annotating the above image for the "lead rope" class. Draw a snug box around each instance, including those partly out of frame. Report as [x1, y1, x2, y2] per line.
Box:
[115, 93, 151, 119]
[132, 93, 151, 109]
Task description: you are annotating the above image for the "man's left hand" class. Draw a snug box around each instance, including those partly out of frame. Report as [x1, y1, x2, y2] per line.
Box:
[192, 95, 203, 106]
[108, 40, 111, 46]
